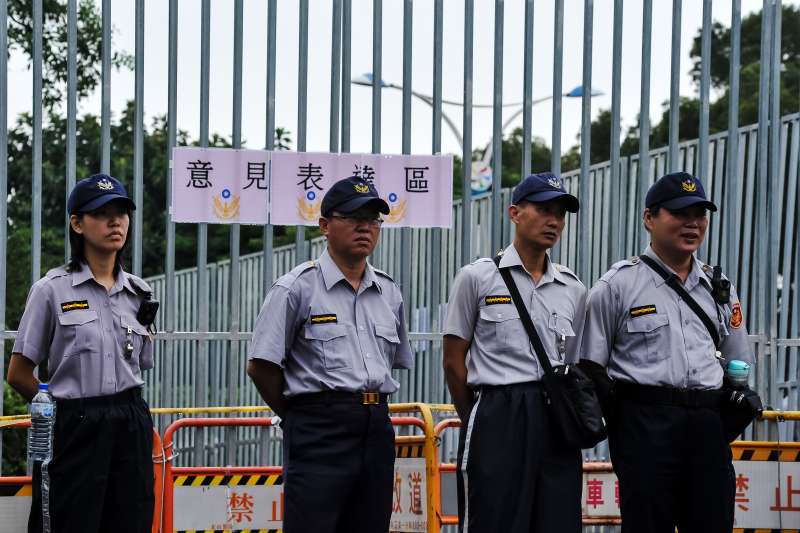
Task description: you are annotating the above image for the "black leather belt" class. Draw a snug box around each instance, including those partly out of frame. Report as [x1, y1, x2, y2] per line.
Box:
[56, 386, 143, 410]
[288, 390, 388, 406]
[615, 382, 723, 408]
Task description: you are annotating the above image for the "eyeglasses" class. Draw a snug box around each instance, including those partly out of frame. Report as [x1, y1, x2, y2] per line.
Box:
[328, 214, 384, 227]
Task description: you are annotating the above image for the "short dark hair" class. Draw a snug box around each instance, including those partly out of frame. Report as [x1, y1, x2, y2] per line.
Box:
[66, 210, 130, 275]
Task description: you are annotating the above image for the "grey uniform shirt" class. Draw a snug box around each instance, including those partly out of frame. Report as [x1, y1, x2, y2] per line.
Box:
[581, 246, 753, 389]
[248, 249, 413, 397]
[12, 264, 154, 400]
[443, 244, 588, 387]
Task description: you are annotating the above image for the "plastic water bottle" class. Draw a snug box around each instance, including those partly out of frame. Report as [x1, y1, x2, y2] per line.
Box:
[725, 360, 750, 389]
[28, 383, 55, 462]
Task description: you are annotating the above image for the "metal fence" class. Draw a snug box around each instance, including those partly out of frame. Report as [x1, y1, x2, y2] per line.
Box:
[0, 2, 797, 527]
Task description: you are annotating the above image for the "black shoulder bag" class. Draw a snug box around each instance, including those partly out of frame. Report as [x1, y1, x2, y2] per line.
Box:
[493, 255, 607, 449]
[638, 255, 763, 442]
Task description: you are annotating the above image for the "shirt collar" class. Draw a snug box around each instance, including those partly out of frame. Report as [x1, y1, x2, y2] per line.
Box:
[71, 262, 129, 295]
[318, 248, 380, 293]
[498, 244, 565, 286]
[642, 246, 706, 290]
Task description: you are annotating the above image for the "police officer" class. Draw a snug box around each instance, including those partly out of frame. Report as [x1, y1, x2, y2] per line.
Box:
[247, 176, 413, 533]
[6, 174, 155, 533]
[443, 172, 586, 532]
[579, 172, 753, 533]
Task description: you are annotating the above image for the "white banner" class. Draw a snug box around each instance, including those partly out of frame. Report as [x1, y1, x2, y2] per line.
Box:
[170, 147, 454, 228]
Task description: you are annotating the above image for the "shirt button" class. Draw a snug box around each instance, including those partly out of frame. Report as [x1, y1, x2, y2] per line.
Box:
[498, 313, 503, 318]
[366, 354, 372, 359]
[359, 326, 365, 331]
[104, 302, 109, 308]
[684, 319, 690, 325]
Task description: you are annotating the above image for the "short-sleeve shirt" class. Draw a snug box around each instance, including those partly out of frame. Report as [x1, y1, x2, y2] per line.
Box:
[248, 249, 413, 397]
[580, 246, 753, 390]
[12, 264, 154, 400]
[443, 244, 588, 387]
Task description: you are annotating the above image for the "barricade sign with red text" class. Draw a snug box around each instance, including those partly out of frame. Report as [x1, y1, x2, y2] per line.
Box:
[170, 147, 453, 228]
[581, 443, 800, 531]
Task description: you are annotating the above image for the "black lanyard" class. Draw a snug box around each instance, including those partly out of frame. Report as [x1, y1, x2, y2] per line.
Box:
[638, 255, 721, 349]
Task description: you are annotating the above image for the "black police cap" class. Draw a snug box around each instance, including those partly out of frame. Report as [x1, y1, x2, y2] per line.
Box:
[321, 176, 390, 217]
[511, 172, 579, 213]
[645, 172, 717, 212]
[67, 174, 136, 214]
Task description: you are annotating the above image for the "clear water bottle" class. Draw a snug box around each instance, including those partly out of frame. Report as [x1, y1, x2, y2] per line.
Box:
[28, 383, 55, 462]
[725, 360, 750, 389]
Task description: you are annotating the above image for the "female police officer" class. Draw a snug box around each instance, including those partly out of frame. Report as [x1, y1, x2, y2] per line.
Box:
[7, 174, 155, 533]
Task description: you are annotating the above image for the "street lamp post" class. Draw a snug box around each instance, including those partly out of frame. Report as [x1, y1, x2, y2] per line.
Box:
[352, 73, 601, 192]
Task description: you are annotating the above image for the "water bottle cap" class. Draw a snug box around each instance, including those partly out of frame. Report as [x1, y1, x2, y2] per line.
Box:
[38, 383, 49, 391]
[727, 360, 749, 371]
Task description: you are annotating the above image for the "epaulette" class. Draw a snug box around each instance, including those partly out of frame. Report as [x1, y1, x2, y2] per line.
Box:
[44, 266, 69, 280]
[552, 263, 579, 280]
[599, 256, 640, 282]
[471, 257, 494, 266]
[373, 267, 395, 282]
[275, 260, 317, 289]
[127, 274, 153, 295]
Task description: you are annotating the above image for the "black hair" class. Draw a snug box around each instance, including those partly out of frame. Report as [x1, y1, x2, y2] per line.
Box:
[66, 204, 131, 275]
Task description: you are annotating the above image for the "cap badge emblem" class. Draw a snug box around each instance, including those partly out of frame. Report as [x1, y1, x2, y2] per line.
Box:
[547, 176, 562, 189]
[354, 183, 370, 194]
[97, 178, 114, 191]
[681, 179, 697, 192]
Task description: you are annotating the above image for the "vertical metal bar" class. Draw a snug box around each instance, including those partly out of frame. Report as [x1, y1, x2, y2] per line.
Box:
[400, 0, 412, 319]
[551, 0, 563, 175]
[634, 0, 653, 248]
[263, 0, 277, 294]
[164, 0, 178, 417]
[430, 0, 443, 394]
[330, 0, 342, 153]
[226, 0, 244, 467]
[697, 0, 712, 260]
[755, 0, 772, 336]
[195, 0, 211, 464]
[668, 0, 682, 173]
[638, 0, 652, 249]
[341, 0, 352, 152]
[490, 0, 504, 254]
[101, 0, 111, 174]
[296, 0, 309, 262]
[372, 0, 382, 154]
[461, 0, 474, 266]
[725, 0, 741, 274]
[698, 0, 712, 184]
[32, 0, 42, 285]
[133, 0, 145, 276]
[577, 0, 593, 282]
[0, 0, 7, 473]
[610, 0, 623, 262]
[521, 0, 533, 178]
[65, 0, 77, 261]
[767, 0, 781, 354]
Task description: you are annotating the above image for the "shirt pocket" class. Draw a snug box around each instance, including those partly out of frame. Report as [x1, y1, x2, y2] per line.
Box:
[626, 313, 670, 362]
[547, 314, 576, 361]
[57, 310, 101, 357]
[478, 305, 523, 352]
[121, 318, 150, 366]
[374, 323, 400, 363]
[304, 323, 350, 370]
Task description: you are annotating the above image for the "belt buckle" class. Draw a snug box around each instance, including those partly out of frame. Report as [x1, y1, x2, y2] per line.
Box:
[362, 392, 380, 405]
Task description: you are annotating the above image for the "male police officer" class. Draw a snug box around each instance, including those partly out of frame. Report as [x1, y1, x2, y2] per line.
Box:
[443, 172, 586, 532]
[580, 172, 753, 533]
[247, 176, 413, 533]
